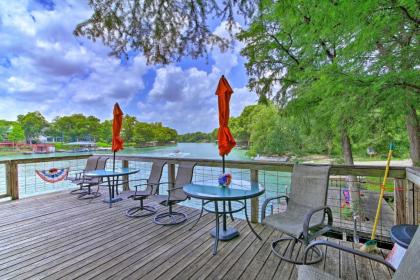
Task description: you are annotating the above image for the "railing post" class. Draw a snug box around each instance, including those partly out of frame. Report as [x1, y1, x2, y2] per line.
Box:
[406, 181, 415, 224]
[250, 169, 259, 223]
[122, 160, 129, 191]
[6, 161, 19, 200]
[168, 163, 176, 193]
[394, 178, 406, 224]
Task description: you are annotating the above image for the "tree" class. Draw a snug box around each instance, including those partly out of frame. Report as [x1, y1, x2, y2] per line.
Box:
[75, 0, 419, 166]
[237, 0, 419, 165]
[122, 115, 138, 143]
[8, 124, 25, 149]
[74, 0, 256, 63]
[178, 132, 212, 143]
[51, 114, 101, 142]
[17, 112, 48, 144]
[99, 120, 113, 143]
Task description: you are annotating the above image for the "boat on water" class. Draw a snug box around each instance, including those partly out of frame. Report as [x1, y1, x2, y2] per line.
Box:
[168, 150, 190, 157]
[253, 155, 290, 162]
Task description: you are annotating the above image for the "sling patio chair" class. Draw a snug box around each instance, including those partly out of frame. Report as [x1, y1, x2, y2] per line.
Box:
[297, 227, 420, 280]
[125, 161, 167, 218]
[153, 162, 197, 225]
[68, 155, 101, 195]
[261, 164, 332, 264]
[77, 156, 109, 200]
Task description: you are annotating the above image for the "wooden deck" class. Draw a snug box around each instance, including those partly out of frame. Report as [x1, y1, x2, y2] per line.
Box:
[0, 191, 393, 280]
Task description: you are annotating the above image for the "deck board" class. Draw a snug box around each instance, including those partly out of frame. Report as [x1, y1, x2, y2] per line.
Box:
[0, 191, 392, 280]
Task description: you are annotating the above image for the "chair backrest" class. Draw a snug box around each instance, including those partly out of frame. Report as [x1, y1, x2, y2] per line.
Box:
[85, 156, 101, 171]
[288, 164, 331, 224]
[88, 156, 109, 183]
[146, 161, 167, 194]
[393, 227, 420, 279]
[96, 156, 109, 169]
[169, 162, 197, 201]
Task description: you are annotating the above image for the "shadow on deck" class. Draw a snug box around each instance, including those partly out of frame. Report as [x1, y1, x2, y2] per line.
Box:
[0, 191, 392, 280]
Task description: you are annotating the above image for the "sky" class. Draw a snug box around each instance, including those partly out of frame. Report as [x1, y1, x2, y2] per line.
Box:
[0, 0, 258, 133]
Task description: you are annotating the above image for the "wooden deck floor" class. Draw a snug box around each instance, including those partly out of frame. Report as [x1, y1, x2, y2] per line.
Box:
[0, 191, 393, 280]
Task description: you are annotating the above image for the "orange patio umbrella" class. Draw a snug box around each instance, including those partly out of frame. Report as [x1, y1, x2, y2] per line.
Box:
[215, 75, 236, 172]
[112, 102, 124, 170]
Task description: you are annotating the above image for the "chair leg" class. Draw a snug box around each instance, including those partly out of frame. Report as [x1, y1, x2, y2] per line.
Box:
[77, 185, 101, 200]
[70, 185, 87, 195]
[126, 198, 157, 218]
[271, 237, 323, 265]
[154, 204, 187, 225]
[190, 200, 204, 231]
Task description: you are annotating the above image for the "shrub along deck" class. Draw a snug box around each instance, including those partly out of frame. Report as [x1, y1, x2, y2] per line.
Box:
[0, 191, 392, 280]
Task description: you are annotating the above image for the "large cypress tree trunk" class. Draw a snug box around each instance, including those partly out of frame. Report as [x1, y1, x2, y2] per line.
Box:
[406, 105, 420, 167]
[341, 127, 363, 219]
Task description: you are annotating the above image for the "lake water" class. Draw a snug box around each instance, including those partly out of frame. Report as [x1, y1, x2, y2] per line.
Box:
[0, 143, 290, 217]
[0, 142, 248, 161]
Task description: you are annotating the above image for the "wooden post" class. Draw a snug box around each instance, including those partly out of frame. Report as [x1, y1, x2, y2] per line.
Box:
[250, 169, 259, 223]
[168, 163, 176, 192]
[406, 181, 415, 224]
[394, 178, 406, 224]
[122, 160, 129, 191]
[6, 161, 19, 200]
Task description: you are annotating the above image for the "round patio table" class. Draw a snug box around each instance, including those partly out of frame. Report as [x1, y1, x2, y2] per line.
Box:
[183, 180, 265, 255]
[390, 224, 418, 249]
[85, 168, 140, 208]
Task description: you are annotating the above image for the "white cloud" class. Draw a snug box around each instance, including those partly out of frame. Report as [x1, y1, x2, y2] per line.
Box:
[0, 2, 256, 133]
[0, 0, 150, 120]
[137, 21, 256, 133]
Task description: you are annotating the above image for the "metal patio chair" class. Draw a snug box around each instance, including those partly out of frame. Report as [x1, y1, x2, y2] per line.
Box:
[261, 164, 332, 264]
[125, 161, 167, 218]
[77, 156, 109, 200]
[68, 155, 101, 195]
[153, 162, 197, 225]
[297, 227, 420, 279]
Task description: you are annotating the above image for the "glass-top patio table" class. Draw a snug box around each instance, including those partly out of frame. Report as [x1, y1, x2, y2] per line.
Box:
[183, 180, 265, 255]
[85, 168, 140, 208]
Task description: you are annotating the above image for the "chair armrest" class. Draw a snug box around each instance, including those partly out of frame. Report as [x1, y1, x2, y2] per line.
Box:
[261, 195, 289, 221]
[129, 178, 148, 187]
[167, 186, 184, 192]
[303, 240, 396, 272]
[303, 206, 333, 242]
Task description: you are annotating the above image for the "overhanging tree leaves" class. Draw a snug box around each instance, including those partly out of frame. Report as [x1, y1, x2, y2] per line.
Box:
[74, 0, 257, 63]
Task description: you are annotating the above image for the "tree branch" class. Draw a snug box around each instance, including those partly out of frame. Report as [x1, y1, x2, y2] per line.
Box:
[268, 34, 300, 65]
[399, 6, 420, 25]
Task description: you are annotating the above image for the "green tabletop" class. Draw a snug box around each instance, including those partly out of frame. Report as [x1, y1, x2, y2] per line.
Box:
[183, 180, 264, 201]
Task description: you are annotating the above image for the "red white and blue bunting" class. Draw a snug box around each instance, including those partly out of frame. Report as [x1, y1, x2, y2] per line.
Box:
[36, 168, 69, 183]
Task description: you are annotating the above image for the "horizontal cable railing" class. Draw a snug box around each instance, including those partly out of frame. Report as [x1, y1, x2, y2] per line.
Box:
[1, 154, 414, 243]
[0, 163, 6, 197]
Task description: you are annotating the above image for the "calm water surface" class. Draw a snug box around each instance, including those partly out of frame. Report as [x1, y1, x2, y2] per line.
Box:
[0, 142, 248, 161]
[0, 143, 290, 217]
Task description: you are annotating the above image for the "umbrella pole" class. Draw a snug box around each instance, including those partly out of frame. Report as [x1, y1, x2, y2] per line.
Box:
[113, 151, 116, 171]
[222, 155, 225, 173]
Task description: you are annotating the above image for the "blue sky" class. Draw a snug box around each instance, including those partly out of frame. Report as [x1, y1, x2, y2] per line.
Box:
[0, 0, 257, 133]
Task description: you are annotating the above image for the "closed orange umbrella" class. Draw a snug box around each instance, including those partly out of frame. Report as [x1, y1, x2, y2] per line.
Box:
[215, 75, 236, 172]
[112, 103, 124, 170]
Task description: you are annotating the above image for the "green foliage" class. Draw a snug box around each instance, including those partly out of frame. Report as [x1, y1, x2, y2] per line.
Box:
[96, 141, 110, 148]
[237, 0, 419, 164]
[0, 112, 178, 147]
[8, 124, 25, 143]
[53, 142, 66, 150]
[75, 0, 257, 63]
[133, 122, 177, 144]
[122, 115, 137, 143]
[47, 114, 101, 142]
[178, 132, 212, 143]
[17, 112, 48, 143]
